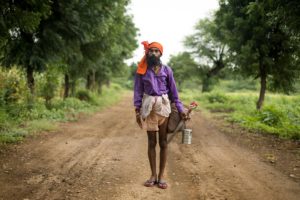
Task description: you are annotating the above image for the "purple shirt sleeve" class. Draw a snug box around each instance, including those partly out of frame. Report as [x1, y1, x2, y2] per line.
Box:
[133, 73, 144, 109]
[166, 67, 184, 113]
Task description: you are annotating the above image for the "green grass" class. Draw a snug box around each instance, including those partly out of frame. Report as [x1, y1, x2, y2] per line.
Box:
[180, 89, 300, 140]
[0, 83, 126, 144]
[0, 128, 28, 143]
[25, 119, 58, 134]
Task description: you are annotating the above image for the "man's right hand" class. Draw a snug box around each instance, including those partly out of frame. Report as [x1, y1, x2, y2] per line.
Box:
[135, 108, 143, 129]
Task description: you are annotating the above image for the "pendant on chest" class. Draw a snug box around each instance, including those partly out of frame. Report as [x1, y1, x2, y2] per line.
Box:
[153, 66, 160, 74]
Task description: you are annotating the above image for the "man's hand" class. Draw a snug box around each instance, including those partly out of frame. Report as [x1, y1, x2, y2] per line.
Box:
[180, 112, 189, 121]
[135, 108, 143, 129]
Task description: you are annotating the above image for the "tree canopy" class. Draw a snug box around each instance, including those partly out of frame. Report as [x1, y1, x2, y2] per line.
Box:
[174, 0, 300, 109]
[168, 52, 198, 90]
[0, 0, 138, 98]
[211, 0, 300, 109]
[184, 17, 230, 92]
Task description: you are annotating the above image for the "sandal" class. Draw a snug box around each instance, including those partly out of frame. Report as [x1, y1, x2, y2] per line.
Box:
[144, 179, 157, 187]
[157, 180, 168, 189]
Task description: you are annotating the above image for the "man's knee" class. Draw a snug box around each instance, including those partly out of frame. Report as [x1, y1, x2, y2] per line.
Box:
[159, 140, 167, 149]
[148, 137, 157, 148]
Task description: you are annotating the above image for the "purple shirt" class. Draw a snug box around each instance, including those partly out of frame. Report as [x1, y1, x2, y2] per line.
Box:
[133, 64, 184, 113]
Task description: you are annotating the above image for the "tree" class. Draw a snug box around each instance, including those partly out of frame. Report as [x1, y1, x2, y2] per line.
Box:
[67, 0, 138, 95]
[93, 14, 137, 93]
[184, 18, 230, 92]
[274, 0, 300, 33]
[0, 0, 138, 99]
[0, 1, 53, 96]
[168, 52, 198, 90]
[215, 0, 300, 109]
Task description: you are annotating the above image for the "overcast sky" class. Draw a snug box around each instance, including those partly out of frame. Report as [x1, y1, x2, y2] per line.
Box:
[127, 0, 219, 64]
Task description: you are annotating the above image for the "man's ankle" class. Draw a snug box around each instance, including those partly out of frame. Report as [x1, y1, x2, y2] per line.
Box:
[158, 175, 164, 180]
[150, 174, 157, 179]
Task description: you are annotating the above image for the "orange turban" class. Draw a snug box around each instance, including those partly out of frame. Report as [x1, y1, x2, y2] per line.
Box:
[137, 41, 163, 75]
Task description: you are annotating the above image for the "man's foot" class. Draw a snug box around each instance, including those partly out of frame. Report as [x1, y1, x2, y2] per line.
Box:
[157, 180, 168, 189]
[144, 179, 157, 187]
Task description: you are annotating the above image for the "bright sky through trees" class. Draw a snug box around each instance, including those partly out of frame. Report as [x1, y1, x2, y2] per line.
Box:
[127, 0, 219, 63]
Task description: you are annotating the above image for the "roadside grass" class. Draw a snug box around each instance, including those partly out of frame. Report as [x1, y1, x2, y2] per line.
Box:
[0, 83, 126, 144]
[180, 89, 300, 140]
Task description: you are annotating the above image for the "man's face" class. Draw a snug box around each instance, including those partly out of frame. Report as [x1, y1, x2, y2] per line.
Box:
[148, 48, 161, 57]
[146, 48, 161, 66]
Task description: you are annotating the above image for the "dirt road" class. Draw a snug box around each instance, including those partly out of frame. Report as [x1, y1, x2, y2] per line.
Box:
[0, 94, 299, 200]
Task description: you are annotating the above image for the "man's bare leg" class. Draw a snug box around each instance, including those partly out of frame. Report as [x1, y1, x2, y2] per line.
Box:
[158, 118, 168, 181]
[147, 131, 157, 181]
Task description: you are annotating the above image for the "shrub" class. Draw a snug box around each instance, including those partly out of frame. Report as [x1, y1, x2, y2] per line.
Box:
[0, 68, 27, 105]
[76, 90, 92, 102]
[181, 89, 300, 139]
[206, 92, 229, 103]
[39, 69, 60, 108]
[0, 108, 9, 131]
[0, 129, 28, 144]
[224, 79, 258, 92]
[256, 105, 284, 126]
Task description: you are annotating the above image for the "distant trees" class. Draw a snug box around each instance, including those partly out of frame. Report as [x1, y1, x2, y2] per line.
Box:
[215, 0, 300, 109]
[0, 1, 53, 96]
[184, 18, 230, 92]
[168, 52, 198, 90]
[0, 0, 138, 101]
[183, 0, 300, 109]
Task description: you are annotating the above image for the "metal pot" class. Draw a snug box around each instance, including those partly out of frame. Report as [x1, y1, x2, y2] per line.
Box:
[182, 129, 192, 144]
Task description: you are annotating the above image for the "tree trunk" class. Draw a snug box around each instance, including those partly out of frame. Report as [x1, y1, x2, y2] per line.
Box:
[87, 70, 96, 91]
[209, 60, 225, 76]
[22, 31, 35, 96]
[105, 79, 110, 88]
[256, 64, 267, 110]
[70, 80, 76, 97]
[26, 65, 35, 95]
[64, 73, 69, 99]
[92, 70, 96, 91]
[86, 72, 92, 90]
[202, 76, 210, 92]
[177, 81, 182, 92]
[202, 60, 225, 92]
[97, 80, 103, 94]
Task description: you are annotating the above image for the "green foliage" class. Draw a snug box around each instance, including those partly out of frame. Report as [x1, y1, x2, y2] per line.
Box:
[206, 92, 229, 104]
[274, 0, 300, 33]
[25, 119, 57, 134]
[0, 1, 137, 143]
[38, 67, 61, 108]
[230, 99, 300, 140]
[256, 105, 283, 126]
[168, 52, 198, 90]
[0, 108, 9, 131]
[76, 90, 93, 103]
[0, 129, 28, 144]
[184, 17, 230, 92]
[215, 0, 300, 108]
[184, 18, 228, 68]
[75, 89, 104, 106]
[0, 68, 27, 104]
[181, 88, 300, 139]
[216, 79, 259, 92]
[0, 81, 126, 144]
[0, 0, 138, 97]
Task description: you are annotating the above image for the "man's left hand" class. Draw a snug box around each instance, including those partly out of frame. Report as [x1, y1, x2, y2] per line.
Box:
[180, 112, 189, 121]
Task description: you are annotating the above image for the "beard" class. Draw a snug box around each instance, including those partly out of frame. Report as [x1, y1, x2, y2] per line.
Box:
[146, 54, 161, 67]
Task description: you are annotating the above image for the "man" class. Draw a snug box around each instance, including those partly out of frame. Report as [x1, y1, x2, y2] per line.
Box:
[133, 41, 187, 189]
